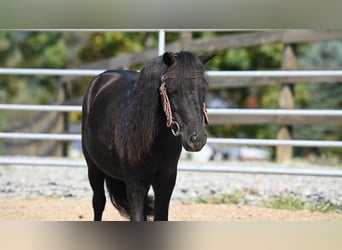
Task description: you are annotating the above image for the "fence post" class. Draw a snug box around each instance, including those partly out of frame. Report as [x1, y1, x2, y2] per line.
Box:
[179, 31, 192, 50]
[276, 44, 297, 163]
[62, 83, 70, 157]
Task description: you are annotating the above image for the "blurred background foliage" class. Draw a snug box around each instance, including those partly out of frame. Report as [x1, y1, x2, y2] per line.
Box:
[0, 31, 341, 160]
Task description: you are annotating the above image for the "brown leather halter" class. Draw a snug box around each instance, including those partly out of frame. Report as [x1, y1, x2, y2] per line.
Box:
[159, 71, 210, 136]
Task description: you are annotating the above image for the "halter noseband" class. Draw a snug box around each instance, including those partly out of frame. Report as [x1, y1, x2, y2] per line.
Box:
[159, 71, 210, 136]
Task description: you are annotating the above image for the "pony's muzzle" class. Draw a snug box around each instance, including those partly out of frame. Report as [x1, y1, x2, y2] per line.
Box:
[183, 130, 207, 152]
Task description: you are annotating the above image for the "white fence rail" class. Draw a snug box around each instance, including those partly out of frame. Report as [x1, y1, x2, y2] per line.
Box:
[1, 156, 342, 177]
[1, 104, 342, 116]
[2, 67, 342, 78]
[1, 105, 341, 147]
[1, 132, 342, 148]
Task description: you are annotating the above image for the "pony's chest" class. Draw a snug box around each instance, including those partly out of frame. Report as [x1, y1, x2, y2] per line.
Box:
[151, 134, 183, 162]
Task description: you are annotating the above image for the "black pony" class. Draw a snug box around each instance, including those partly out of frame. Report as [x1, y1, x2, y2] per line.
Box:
[82, 51, 214, 221]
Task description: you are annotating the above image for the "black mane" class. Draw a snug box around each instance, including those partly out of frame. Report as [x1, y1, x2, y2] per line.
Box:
[114, 56, 167, 165]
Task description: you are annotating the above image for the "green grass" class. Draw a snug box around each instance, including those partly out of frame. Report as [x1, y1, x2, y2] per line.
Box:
[194, 192, 341, 213]
[195, 191, 245, 205]
[306, 203, 340, 213]
[264, 196, 340, 213]
[264, 196, 306, 211]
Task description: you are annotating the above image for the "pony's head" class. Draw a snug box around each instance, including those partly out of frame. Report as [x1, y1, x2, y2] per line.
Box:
[160, 51, 214, 152]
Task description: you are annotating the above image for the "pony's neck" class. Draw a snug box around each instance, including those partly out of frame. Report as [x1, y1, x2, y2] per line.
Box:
[116, 57, 167, 165]
[131, 62, 165, 128]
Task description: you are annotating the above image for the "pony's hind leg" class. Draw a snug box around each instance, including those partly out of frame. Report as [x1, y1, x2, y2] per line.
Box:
[86, 158, 106, 221]
[125, 175, 150, 221]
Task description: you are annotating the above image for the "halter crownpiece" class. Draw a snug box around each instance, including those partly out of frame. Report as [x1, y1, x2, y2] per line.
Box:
[161, 71, 204, 81]
[159, 71, 209, 136]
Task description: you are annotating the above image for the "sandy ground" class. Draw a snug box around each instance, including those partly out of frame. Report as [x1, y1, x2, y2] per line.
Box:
[0, 197, 341, 221]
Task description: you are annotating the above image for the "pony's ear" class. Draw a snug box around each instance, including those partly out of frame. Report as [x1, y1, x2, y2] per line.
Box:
[198, 54, 215, 64]
[162, 52, 176, 66]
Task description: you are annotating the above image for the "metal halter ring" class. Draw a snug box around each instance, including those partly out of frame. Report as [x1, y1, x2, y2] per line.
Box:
[170, 121, 181, 136]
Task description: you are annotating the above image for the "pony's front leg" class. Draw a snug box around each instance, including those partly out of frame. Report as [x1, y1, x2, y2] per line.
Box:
[125, 177, 150, 221]
[152, 170, 177, 221]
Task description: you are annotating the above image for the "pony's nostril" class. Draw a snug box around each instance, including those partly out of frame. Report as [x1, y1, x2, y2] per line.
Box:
[190, 132, 198, 143]
[184, 131, 207, 152]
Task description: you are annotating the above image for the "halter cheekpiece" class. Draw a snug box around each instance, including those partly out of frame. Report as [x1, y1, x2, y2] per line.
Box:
[159, 71, 210, 136]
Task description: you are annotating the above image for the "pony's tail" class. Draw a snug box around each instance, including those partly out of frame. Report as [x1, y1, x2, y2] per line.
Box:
[105, 176, 154, 220]
[105, 176, 130, 218]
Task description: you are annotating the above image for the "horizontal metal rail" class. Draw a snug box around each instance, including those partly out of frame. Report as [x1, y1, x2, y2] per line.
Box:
[0, 133, 81, 141]
[0, 156, 341, 177]
[0, 157, 86, 167]
[207, 109, 342, 116]
[0, 68, 104, 76]
[1, 104, 342, 117]
[208, 70, 342, 78]
[1, 68, 342, 78]
[207, 138, 342, 147]
[0, 132, 341, 147]
[0, 104, 82, 112]
[178, 162, 342, 177]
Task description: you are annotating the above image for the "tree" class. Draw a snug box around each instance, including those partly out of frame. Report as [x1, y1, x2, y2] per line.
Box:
[296, 41, 342, 160]
[0, 31, 89, 131]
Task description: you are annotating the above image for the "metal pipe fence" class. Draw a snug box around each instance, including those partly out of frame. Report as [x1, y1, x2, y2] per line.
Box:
[0, 156, 341, 177]
[1, 132, 342, 148]
[1, 104, 342, 116]
[1, 105, 341, 147]
[0, 30, 341, 176]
